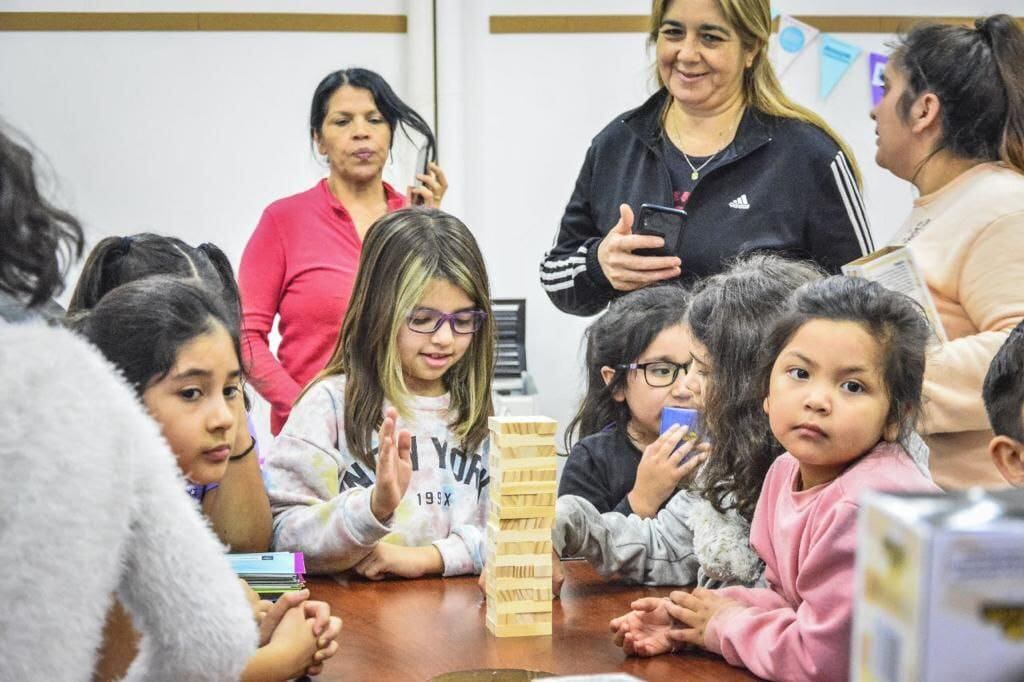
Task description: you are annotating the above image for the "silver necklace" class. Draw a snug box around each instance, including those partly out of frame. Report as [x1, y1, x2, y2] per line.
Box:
[681, 149, 717, 181]
[667, 101, 737, 181]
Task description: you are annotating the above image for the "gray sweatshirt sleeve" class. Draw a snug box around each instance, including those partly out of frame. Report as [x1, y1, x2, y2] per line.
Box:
[553, 491, 701, 586]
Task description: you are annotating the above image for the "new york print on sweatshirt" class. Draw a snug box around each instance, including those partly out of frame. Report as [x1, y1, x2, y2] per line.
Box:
[266, 375, 489, 576]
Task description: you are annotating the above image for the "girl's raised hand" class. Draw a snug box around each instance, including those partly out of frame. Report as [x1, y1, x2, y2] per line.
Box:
[628, 425, 707, 518]
[369, 407, 413, 522]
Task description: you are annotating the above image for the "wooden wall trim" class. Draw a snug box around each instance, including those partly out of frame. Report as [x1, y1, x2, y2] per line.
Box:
[0, 12, 407, 33]
[490, 14, 1023, 34]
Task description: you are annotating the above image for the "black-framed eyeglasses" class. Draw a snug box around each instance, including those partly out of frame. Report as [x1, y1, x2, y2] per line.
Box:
[617, 361, 691, 388]
[406, 307, 487, 335]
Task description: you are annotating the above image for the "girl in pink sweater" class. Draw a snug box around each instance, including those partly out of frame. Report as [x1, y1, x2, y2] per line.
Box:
[612, 277, 941, 680]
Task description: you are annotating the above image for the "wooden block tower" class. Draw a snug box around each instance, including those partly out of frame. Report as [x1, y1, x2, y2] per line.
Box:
[484, 416, 558, 637]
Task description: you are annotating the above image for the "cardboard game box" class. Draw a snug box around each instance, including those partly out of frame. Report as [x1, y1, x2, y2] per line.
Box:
[852, 489, 1024, 681]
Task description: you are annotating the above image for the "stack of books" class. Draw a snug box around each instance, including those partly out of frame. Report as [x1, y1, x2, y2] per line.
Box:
[228, 552, 306, 599]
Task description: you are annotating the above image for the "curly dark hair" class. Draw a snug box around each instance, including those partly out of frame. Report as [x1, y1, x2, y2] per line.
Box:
[689, 254, 824, 520]
[0, 125, 83, 307]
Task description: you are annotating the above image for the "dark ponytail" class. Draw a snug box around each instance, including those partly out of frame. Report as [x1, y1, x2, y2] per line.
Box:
[196, 241, 242, 328]
[67, 235, 133, 313]
[68, 234, 241, 323]
[893, 15, 1024, 171]
[978, 15, 1024, 171]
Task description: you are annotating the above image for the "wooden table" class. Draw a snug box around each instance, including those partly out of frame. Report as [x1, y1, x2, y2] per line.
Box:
[308, 559, 758, 681]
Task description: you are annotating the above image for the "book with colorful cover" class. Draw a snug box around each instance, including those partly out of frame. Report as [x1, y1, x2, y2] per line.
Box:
[228, 552, 306, 598]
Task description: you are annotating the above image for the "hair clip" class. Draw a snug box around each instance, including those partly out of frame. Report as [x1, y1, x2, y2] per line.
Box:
[119, 236, 132, 253]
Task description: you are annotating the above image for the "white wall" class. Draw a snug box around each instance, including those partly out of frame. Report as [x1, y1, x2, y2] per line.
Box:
[2, 0, 1019, 448]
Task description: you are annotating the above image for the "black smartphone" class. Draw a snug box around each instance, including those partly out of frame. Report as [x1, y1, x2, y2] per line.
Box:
[413, 145, 430, 188]
[633, 203, 687, 257]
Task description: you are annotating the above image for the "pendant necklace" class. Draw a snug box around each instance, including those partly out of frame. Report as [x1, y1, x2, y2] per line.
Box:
[682, 150, 717, 181]
[668, 103, 729, 181]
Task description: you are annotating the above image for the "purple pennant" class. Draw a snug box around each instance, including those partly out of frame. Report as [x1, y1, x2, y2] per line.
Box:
[869, 53, 888, 106]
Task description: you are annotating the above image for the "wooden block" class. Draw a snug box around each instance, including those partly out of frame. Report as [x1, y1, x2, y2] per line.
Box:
[496, 469, 557, 484]
[491, 433, 559, 449]
[491, 456, 558, 471]
[488, 416, 558, 435]
[493, 504, 556, 520]
[486, 524, 551, 543]
[488, 514, 555, 531]
[490, 563, 553, 579]
[486, 601, 552, 622]
[486, 618, 553, 638]
[492, 540, 552, 556]
[494, 481, 557, 497]
[487, 551, 551, 567]
[485, 576, 551, 591]
[486, 608, 553, 638]
[492, 600, 554, 615]
[492, 441, 557, 457]
[487, 556, 551, 570]
[486, 586, 554, 602]
[499, 492, 556, 507]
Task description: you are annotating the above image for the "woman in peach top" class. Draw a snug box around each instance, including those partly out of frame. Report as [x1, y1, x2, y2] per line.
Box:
[871, 15, 1024, 488]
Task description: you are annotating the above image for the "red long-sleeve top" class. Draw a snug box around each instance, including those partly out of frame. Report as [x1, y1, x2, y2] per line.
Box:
[239, 179, 406, 434]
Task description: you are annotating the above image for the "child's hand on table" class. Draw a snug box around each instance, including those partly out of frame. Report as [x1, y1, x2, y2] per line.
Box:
[352, 543, 443, 580]
[663, 587, 742, 651]
[610, 597, 678, 657]
[303, 601, 342, 676]
[261, 602, 320, 679]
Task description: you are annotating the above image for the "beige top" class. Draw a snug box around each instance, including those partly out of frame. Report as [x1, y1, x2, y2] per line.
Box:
[894, 162, 1024, 489]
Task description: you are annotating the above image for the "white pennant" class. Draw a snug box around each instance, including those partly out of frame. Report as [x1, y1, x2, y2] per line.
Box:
[770, 15, 820, 76]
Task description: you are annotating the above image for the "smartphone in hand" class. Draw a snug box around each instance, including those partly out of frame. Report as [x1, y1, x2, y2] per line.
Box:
[413, 144, 431, 188]
[633, 203, 687, 257]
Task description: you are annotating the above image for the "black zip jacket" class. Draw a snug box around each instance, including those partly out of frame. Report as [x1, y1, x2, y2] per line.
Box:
[540, 90, 874, 316]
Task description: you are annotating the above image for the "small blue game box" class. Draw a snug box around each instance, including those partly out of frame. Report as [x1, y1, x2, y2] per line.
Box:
[660, 407, 702, 462]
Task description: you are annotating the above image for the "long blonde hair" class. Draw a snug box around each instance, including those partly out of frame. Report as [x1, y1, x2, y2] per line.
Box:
[301, 207, 496, 470]
[649, 0, 862, 184]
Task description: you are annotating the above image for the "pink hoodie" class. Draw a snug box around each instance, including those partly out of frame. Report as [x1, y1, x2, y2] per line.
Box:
[704, 442, 940, 681]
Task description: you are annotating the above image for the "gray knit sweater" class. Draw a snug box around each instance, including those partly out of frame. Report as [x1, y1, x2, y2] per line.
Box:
[0, 322, 257, 681]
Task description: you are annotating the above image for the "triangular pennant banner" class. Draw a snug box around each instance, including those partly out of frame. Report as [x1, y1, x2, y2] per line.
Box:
[869, 52, 888, 106]
[770, 15, 819, 76]
[819, 35, 862, 99]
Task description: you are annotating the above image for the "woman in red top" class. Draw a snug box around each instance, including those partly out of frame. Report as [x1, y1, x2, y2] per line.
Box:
[240, 68, 448, 433]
